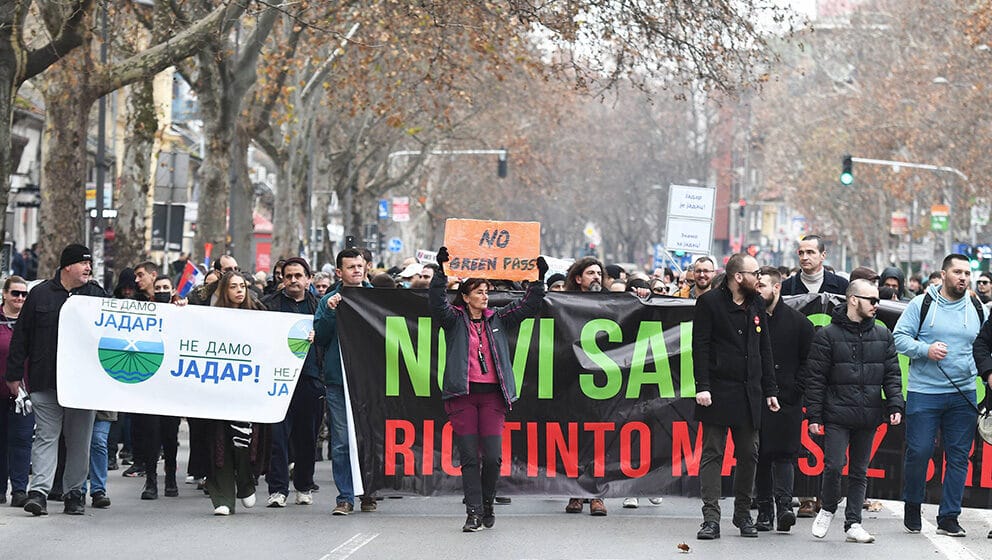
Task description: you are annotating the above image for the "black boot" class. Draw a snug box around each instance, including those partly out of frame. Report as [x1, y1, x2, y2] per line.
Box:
[462, 512, 483, 532]
[482, 500, 495, 529]
[141, 471, 158, 500]
[63, 490, 85, 515]
[755, 500, 774, 532]
[776, 498, 796, 532]
[164, 472, 178, 497]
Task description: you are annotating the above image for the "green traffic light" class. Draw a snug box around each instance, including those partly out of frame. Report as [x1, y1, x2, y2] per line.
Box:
[972, 260, 981, 270]
[840, 172, 854, 185]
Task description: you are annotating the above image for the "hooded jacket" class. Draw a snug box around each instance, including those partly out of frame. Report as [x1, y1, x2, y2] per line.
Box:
[313, 280, 372, 386]
[428, 269, 545, 408]
[879, 266, 909, 301]
[804, 306, 904, 428]
[894, 284, 985, 394]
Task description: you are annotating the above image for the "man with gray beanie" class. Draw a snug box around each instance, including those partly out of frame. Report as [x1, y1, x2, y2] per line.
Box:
[5, 244, 109, 516]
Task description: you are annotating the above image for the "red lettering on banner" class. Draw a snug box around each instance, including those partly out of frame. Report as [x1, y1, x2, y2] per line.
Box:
[585, 422, 615, 477]
[527, 422, 539, 477]
[671, 421, 703, 477]
[798, 419, 824, 476]
[441, 422, 459, 475]
[926, 458, 935, 482]
[547, 423, 579, 477]
[385, 419, 416, 476]
[983, 443, 992, 487]
[620, 422, 651, 477]
[722, 429, 736, 476]
[867, 424, 887, 478]
[422, 419, 435, 476]
[503, 422, 520, 476]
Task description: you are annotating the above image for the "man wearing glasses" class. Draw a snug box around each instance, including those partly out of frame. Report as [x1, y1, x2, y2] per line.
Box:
[689, 257, 717, 299]
[805, 279, 904, 543]
[894, 253, 986, 537]
[780, 235, 848, 296]
[976, 271, 992, 304]
[693, 253, 780, 540]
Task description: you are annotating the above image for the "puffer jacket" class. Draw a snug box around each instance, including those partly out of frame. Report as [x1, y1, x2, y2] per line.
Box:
[428, 269, 545, 409]
[804, 306, 904, 428]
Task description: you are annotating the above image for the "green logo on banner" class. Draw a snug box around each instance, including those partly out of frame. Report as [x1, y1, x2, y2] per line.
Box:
[287, 319, 313, 359]
[98, 337, 165, 384]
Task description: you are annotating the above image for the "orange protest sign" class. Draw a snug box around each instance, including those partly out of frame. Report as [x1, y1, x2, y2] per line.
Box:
[442, 219, 541, 281]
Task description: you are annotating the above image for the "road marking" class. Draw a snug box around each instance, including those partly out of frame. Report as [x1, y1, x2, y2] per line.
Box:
[319, 532, 379, 560]
[881, 500, 984, 560]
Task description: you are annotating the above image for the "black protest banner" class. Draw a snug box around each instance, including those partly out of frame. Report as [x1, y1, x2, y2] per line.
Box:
[337, 289, 992, 507]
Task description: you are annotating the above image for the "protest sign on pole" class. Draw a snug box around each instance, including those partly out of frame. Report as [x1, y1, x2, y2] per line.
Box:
[442, 218, 541, 281]
[57, 297, 308, 422]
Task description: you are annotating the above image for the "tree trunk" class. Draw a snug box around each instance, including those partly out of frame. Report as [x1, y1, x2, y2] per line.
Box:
[270, 153, 297, 262]
[114, 79, 156, 273]
[191, 62, 233, 262]
[37, 47, 95, 274]
[0, 51, 17, 244]
[229, 125, 254, 269]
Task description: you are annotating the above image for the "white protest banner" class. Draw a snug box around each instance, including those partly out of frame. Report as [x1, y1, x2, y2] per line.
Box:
[541, 255, 574, 279]
[416, 249, 437, 264]
[56, 297, 309, 422]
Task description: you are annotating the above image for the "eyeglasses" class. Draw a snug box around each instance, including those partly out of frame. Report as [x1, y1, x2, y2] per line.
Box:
[7, 290, 27, 298]
[978, 280, 990, 285]
[695, 269, 715, 274]
[738, 270, 760, 278]
[852, 295, 880, 305]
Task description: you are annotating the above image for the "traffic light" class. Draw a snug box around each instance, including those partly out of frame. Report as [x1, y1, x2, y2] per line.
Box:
[840, 155, 854, 185]
[738, 198, 746, 218]
[497, 148, 508, 178]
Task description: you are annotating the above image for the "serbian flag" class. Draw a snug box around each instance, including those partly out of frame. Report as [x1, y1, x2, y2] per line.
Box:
[176, 261, 204, 298]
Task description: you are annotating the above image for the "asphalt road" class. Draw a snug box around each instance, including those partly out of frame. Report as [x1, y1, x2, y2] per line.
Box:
[3, 446, 992, 559]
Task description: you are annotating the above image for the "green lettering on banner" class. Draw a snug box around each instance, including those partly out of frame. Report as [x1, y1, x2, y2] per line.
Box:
[679, 322, 696, 397]
[538, 318, 555, 399]
[806, 313, 831, 328]
[385, 316, 433, 397]
[626, 321, 673, 398]
[512, 319, 535, 397]
[579, 319, 623, 399]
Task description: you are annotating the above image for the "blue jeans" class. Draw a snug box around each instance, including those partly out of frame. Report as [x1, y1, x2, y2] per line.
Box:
[1, 402, 35, 495]
[325, 383, 354, 504]
[902, 391, 977, 521]
[85, 420, 111, 496]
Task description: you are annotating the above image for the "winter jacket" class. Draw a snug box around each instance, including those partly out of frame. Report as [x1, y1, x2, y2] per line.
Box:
[261, 289, 323, 380]
[894, 284, 985, 394]
[0, 308, 25, 399]
[4, 271, 108, 392]
[428, 269, 545, 409]
[780, 269, 849, 296]
[313, 280, 372, 386]
[766, 299, 815, 406]
[804, 306, 904, 428]
[692, 285, 778, 429]
[879, 266, 909, 301]
[972, 315, 992, 384]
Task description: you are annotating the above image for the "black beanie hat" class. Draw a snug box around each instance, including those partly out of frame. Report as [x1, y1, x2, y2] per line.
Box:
[60, 244, 92, 268]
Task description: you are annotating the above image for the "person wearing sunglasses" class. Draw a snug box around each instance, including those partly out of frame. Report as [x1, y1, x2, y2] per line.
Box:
[693, 253, 780, 540]
[976, 271, 992, 304]
[805, 279, 904, 543]
[0, 276, 32, 508]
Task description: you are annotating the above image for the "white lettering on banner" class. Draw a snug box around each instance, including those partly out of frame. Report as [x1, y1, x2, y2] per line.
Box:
[56, 297, 311, 422]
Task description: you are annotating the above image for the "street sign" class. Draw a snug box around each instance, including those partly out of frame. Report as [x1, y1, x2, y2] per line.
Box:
[890, 211, 909, 236]
[388, 237, 403, 253]
[931, 204, 949, 232]
[392, 197, 410, 222]
[378, 199, 389, 219]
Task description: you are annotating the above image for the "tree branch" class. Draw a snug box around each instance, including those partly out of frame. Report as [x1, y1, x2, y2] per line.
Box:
[20, 0, 93, 84]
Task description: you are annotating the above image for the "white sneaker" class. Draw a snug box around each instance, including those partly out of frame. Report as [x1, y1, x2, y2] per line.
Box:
[845, 523, 875, 543]
[622, 497, 639, 508]
[295, 490, 313, 505]
[266, 492, 287, 508]
[213, 505, 230, 516]
[241, 493, 256, 508]
[648, 497, 664, 505]
[812, 509, 834, 538]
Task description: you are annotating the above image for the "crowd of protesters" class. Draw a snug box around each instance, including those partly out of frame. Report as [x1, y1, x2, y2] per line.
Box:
[2, 237, 992, 543]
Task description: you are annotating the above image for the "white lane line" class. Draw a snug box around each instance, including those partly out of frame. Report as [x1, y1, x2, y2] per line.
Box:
[881, 501, 984, 560]
[319, 532, 379, 560]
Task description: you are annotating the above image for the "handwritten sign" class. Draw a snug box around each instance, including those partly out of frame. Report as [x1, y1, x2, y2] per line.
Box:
[442, 219, 541, 281]
[665, 217, 713, 253]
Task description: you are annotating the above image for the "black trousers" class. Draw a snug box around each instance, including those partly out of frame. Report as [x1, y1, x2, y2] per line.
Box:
[266, 376, 324, 495]
[133, 414, 180, 476]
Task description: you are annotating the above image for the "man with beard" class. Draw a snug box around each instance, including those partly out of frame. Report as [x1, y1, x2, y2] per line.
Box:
[693, 253, 780, 539]
[894, 254, 986, 537]
[780, 235, 848, 296]
[690, 257, 716, 298]
[753, 266, 814, 532]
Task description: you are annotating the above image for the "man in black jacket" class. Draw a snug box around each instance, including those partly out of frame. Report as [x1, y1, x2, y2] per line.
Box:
[5, 244, 109, 516]
[805, 279, 904, 543]
[261, 257, 325, 508]
[693, 253, 780, 540]
[780, 235, 848, 296]
[754, 266, 814, 532]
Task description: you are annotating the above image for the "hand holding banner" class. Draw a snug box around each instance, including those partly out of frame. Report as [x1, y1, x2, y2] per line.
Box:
[442, 218, 541, 281]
